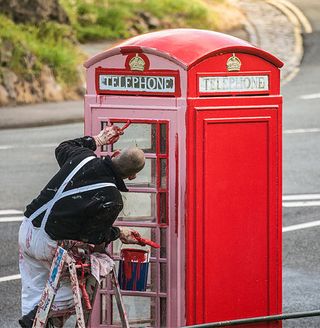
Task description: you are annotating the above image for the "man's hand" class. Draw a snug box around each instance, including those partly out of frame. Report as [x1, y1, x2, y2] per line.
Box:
[93, 125, 124, 147]
[119, 227, 141, 245]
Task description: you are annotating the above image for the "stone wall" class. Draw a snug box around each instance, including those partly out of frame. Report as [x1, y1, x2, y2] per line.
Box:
[0, 0, 69, 24]
[0, 65, 83, 107]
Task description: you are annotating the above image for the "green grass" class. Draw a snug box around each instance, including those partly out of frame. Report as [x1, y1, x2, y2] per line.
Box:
[0, 14, 83, 86]
[0, 0, 226, 95]
[59, 0, 224, 42]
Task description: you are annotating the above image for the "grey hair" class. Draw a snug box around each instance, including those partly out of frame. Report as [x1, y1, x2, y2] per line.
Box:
[112, 147, 145, 178]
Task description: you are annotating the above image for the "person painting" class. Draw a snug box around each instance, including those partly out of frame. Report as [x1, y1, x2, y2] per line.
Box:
[18, 125, 145, 327]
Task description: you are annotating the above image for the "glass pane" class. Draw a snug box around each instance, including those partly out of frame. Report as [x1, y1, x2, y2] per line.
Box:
[111, 123, 156, 153]
[112, 296, 156, 327]
[160, 159, 167, 189]
[159, 193, 167, 224]
[160, 228, 167, 258]
[160, 297, 167, 327]
[160, 123, 167, 154]
[112, 227, 157, 257]
[160, 263, 167, 293]
[125, 158, 156, 188]
[118, 192, 156, 221]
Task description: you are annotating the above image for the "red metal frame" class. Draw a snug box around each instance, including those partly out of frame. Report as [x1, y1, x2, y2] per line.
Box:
[186, 97, 282, 327]
[95, 67, 181, 97]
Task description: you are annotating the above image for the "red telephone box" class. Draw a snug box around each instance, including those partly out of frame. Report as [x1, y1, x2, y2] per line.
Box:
[84, 28, 283, 327]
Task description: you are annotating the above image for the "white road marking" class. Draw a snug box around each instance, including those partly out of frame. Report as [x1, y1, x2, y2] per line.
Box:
[283, 201, 320, 207]
[0, 145, 13, 150]
[0, 143, 57, 150]
[283, 194, 320, 201]
[0, 209, 23, 215]
[0, 216, 23, 223]
[283, 128, 320, 134]
[283, 220, 320, 232]
[283, 194, 320, 207]
[0, 274, 21, 283]
[300, 93, 320, 100]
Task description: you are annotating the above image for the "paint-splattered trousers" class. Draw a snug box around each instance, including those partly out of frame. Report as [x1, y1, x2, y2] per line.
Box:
[18, 218, 74, 315]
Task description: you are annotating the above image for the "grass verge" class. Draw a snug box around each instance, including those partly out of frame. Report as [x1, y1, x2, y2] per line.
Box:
[0, 14, 84, 87]
[59, 0, 229, 42]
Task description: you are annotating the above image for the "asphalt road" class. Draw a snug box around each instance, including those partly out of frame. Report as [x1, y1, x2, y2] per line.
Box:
[1, 2, 320, 328]
[281, 0, 320, 326]
[0, 124, 83, 327]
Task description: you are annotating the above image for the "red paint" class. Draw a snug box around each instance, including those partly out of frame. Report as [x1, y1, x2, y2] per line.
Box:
[187, 102, 282, 326]
[183, 33, 282, 327]
[108, 120, 131, 144]
[120, 46, 143, 55]
[120, 249, 148, 290]
[89, 29, 283, 69]
[119, 120, 131, 132]
[134, 235, 160, 248]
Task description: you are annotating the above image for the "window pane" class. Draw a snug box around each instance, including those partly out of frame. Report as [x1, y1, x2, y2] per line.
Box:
[160, 263, 167, 293]
[160, 297, 167, 327]
[111, 123, 156, 153]
[159, 193, 167, 224]
[112, 296, 156, 327]
[160, 228, 167, 258]
[160, 159, 167, 189]
[118, 192, 156, 222]
[160, 123, 167, 154]
[125, 158, 156, 188]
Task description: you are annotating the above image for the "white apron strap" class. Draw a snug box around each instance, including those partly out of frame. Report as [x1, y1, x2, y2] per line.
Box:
[29, 156, 96, 222]
[27, 156, 118, 232]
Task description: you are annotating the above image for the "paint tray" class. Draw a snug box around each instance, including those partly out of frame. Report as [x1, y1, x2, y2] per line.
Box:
[118, 248, 150, 291]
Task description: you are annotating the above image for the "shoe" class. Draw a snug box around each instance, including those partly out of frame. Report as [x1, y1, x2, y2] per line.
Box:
[18, 306, 38, 328]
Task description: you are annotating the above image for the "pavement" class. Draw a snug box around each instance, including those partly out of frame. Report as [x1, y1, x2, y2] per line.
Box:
[0, 0, 304, 130]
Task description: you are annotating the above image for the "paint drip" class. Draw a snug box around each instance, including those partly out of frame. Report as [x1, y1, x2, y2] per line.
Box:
[118, 248, 149, 291]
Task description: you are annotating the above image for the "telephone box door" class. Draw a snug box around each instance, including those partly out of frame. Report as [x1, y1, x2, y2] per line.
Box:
[188, 106, 282, 326]
[88, 107, 180, 328]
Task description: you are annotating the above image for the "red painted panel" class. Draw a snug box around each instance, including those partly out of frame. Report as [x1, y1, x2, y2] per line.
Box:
[187, 107, 281, 327]
[85, 29, 283, 69]
[204, 118, 269, 318]
[188, 53, 281, 97]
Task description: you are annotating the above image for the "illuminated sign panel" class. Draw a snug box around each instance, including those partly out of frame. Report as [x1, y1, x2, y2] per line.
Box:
[99, 74, 175, 93]
[199, 75, 270, 94]
[95, 67, 181, 97]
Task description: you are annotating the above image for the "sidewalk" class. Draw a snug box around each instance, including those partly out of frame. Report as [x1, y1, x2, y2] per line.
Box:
[0, 0, 302, 130]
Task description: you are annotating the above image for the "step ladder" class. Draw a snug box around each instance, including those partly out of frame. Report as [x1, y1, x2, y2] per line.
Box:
[32, 246, 130, 328]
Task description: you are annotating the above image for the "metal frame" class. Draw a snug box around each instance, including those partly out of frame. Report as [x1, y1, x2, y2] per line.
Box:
[95, 118, 170, 327]
[183, 310, 320, 327]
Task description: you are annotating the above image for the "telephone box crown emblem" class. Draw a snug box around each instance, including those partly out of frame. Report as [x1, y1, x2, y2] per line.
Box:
[129, 54, 145, 71]
[226, 53, 241, 72]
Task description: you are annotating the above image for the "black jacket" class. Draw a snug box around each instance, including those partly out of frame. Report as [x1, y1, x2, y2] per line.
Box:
[24, 136, 127, 244]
